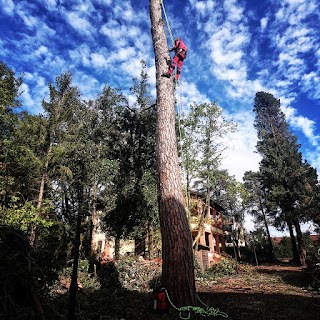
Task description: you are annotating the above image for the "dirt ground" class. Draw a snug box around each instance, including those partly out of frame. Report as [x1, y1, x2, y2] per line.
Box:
[194, 264, 320, 320]
[45, 264, 320, 320]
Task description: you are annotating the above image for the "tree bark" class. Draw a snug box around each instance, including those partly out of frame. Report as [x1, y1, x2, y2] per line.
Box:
[114, 236, 120, 261]
[148, 222, 154, 260]
[29, 141, 53, 246]
[259, 200, 275, 261]
[293, 219, 307, 267]
[68, 195, 83, 320]
[287, 219, 300, 264]
[150, 0, 197, 307]
[88, 177, 98, 273]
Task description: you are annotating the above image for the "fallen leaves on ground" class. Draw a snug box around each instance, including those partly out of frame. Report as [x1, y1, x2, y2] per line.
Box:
[45, 259, 320, 320]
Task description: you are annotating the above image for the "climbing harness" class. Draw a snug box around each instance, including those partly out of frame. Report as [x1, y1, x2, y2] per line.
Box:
[164, 288, 228, 319]
[160, 0, 175, 46]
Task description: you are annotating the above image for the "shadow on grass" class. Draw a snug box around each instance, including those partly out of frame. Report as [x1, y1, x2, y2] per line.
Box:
[254, 266, 314, 289]
[41, 286, 320, 320]
[197, 291, 320, 320]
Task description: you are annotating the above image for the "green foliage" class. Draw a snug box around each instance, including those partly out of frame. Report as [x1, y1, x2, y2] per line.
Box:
[253, 91, 319, 265]
[103, 61, 158, 244]
[211, 258, 236, 276]
[0, 200, 53, 230]
[196, 258, 236, 281]
[97, 261, 121, 290]
[0, 61, 22, 108]
[273, 237, 293, 259]
[244, 228, 274, 263]
[0, 223, 69, 319]
[58, 259, 101, 291]
[180, 102, 236, 192]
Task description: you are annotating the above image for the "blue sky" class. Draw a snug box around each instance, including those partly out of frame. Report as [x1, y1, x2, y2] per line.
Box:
[0, 0, 319, 233]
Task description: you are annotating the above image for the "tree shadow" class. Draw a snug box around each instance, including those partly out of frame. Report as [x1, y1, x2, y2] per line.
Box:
[254, 265, 313, 289]
[42, 287, 320, 320]
[197, 291, 320, 320]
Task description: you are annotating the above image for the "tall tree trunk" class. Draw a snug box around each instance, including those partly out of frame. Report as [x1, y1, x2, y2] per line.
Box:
[150, 0, 197, 307]
[30, 142, 53, 246]
[287, 219, 300, 264]
[37, 142, 52, 211]
[88, 177, 98, 273]
[148, 222, 154, 260]
[259, 201, 275, 261]
[114, 236, 120, 261]
[293, 219, 307, 267]
[68, 193, 83, 320]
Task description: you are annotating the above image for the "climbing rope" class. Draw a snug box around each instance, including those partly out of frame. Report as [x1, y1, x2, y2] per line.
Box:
[164, 289, 228, 319]
[161, 0, 175, 46]
[160, 1, 189, 209]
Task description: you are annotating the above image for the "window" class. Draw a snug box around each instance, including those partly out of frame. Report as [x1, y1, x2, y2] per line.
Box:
[205, 232, 210, 247]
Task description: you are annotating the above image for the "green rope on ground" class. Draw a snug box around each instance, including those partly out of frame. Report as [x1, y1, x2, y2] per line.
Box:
[164, 289, 228, 319]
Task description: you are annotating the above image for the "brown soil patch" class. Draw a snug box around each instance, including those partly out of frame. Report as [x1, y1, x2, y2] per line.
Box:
[45, 264, 320, 320]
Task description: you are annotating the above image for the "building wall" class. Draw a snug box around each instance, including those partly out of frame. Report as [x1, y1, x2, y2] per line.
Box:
[91, 212, 135, 260]
[189, 192, 226, 270]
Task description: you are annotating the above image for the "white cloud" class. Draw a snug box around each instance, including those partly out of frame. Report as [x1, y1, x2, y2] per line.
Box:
[106, 47, 136, 65]
[35, 45, 49, 57]
[20, 83, 33, 107]
[16, 10, 39, 29]
[42, 0, 57, 10]
[221, 110, 261, 181]
[73, 72, 102, 101]
[270, 0, 319, 99]
[176, 81, 210, 112]
[66, 11, 92, 35]
[260, 17, 268, 31]
[305, 147, 320, 174]
[300, 72, 320, 99]
[224, 0, 244, 22]
[194, 1, 215, 16]
[0, 0, 15, 15]
[20, 75, 49, 114]
[90, 53, 108, 68]
[282, 105, 319, 145]
[68, 45, 92, 67]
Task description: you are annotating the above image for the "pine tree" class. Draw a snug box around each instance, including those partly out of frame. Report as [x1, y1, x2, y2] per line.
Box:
[253, 91, 312, 266]
[150, 0, 196, 307]
[243, 170, 275, 261]
[103, 62, 158, 259]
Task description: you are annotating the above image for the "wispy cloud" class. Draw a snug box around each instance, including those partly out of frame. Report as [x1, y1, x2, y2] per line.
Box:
[65, 11, 93, 36]
[222, 110, 261, 181]
[282, 105, 319, 146]
[1, 0, 319, 181]
[0, 0, 15, 15]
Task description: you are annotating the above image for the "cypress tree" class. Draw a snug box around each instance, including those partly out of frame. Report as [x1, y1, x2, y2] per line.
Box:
[253, 91, 307, 265]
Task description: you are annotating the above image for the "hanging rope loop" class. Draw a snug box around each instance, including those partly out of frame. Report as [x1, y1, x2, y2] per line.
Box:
[160, 0, 175, 46]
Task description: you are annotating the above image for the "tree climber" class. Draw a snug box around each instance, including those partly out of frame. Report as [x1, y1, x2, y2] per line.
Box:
[162, 37, 187, 81]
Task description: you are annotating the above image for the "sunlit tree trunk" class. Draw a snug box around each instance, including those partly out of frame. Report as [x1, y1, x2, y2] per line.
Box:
[30, 141, 53, 246]
[148, 222, 154, 260]
[150, 0, 196, 307]
[293, 219, 307, 267]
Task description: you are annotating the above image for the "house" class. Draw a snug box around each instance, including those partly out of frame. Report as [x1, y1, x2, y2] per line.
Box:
[224, 219, 246, 248]
[90, 210, 135, 261]
[188, 191, 226, 270]
[91, 191, 236, 269]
